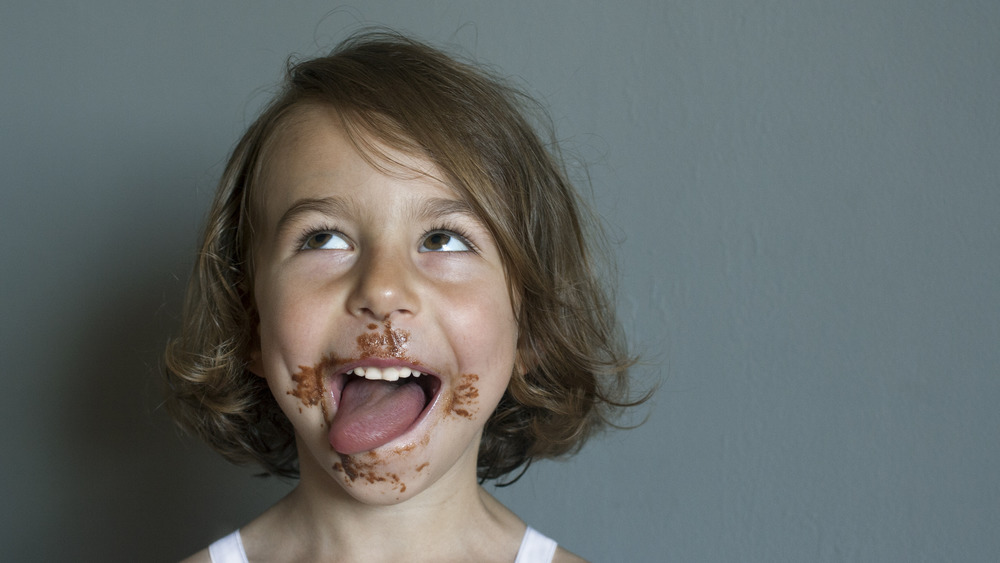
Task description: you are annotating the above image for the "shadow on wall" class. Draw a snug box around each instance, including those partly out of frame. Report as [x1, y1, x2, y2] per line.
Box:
[26, 173, 291, 563]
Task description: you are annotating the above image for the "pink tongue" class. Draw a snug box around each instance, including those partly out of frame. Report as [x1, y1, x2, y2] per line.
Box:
[329, 379, 426, 455]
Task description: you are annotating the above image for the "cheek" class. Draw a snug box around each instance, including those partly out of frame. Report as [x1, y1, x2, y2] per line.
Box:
[254, 281, 334, 420]
[446, 274, 516, 337]
[257, 277, 331, 356]
[449, 299, 518, 373]
[445, 291, 517, 414]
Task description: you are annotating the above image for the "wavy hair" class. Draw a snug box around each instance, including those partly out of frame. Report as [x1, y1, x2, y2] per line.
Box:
[164, 31, 643, 482]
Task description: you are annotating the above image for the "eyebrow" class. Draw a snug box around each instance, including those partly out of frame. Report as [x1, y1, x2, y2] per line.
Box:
[274, 196, 353, 239]
[274, 195, 479, 238]
[411, 197, 477, 223]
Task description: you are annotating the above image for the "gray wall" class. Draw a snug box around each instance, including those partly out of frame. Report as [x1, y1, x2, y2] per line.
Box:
[2, 1, 998, 561]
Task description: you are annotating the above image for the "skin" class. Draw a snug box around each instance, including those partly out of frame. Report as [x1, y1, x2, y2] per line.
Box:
[182, 105, 585, 562]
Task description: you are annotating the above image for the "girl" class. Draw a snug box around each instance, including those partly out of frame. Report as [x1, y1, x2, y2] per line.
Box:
[165, 30, 640, 563]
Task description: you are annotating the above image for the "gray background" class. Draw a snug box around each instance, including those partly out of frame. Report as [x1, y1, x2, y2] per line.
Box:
[2, 1, 998, 562]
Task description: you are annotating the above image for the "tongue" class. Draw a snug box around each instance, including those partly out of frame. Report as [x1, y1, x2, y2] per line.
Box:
[328, 378, 426, 455]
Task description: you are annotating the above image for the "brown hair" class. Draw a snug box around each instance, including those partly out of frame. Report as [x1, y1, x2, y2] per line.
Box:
[164, 30, 642, 482]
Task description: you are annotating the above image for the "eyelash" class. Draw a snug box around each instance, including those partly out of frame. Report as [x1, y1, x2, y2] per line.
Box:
[294, 223, 480, 253]
[420, 223, 480, 254]
[295, 224, 348, 252]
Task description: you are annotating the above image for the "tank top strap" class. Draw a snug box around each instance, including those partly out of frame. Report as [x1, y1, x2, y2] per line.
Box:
[514, 526, 558, 563]
[207, 525, 556, 562]
[208, 529, 249, 563]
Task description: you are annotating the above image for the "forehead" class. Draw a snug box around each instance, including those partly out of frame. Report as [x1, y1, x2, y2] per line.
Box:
[255, 105, 459, 224]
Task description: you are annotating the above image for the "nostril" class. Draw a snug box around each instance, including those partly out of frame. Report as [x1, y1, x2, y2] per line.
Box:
[346, 255, 420, 320]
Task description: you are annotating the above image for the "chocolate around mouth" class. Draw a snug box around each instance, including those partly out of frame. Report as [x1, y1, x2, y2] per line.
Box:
[288, 355, 439, 424]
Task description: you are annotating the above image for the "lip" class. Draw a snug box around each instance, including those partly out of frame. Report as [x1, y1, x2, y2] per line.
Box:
[323, 358, 443, 451]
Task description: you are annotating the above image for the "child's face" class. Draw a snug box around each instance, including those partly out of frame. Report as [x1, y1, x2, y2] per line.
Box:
[250, 105, 518, 504]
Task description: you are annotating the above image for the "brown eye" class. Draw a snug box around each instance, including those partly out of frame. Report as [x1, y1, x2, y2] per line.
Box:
[420, 231, 470, 252]
[302, 231, 349, 250]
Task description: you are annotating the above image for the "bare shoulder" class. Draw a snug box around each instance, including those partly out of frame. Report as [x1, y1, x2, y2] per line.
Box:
[178, 546, 212, 563]
[554, 545, 589, 563]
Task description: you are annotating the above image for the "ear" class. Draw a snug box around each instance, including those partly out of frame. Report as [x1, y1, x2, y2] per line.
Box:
[246, 319, 265, 378]
[514, 338, 536, 378]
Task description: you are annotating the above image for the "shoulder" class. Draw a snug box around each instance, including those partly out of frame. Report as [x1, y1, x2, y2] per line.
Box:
[553, 546, 589, 563]
[178, 546, 212, 563]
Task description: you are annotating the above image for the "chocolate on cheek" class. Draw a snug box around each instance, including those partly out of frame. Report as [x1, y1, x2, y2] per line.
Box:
[288, 357, 338, 423]
[445, 373, 480, 419]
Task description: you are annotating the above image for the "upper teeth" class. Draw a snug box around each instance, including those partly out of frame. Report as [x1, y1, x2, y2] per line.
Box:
[348, 366, 422, 381]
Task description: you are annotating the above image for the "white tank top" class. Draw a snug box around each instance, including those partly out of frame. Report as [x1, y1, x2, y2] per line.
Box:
[208, 525, 558, 563]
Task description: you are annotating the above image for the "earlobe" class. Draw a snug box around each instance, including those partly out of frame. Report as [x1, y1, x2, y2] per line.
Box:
[514, 327, 536, 378]
[514, 346, 535, 378]
[245, 307, 266, 377]
[247, 347, 265, 377]
[247, 320, 265, 377]
[515, 357, 528, 378]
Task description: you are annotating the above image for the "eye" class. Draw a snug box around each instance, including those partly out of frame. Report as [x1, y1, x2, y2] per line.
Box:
[419, 231, 471, 253]
[301, 231, 350, 250]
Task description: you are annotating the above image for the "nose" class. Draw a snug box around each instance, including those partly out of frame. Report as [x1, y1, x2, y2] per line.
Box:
[345, 244, 420, 320]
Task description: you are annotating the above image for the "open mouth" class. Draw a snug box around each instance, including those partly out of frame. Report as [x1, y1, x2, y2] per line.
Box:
[327, 363, 441, 455]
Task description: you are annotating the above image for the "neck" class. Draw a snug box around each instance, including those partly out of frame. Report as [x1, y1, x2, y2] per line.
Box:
[245, 441, 524, 562]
